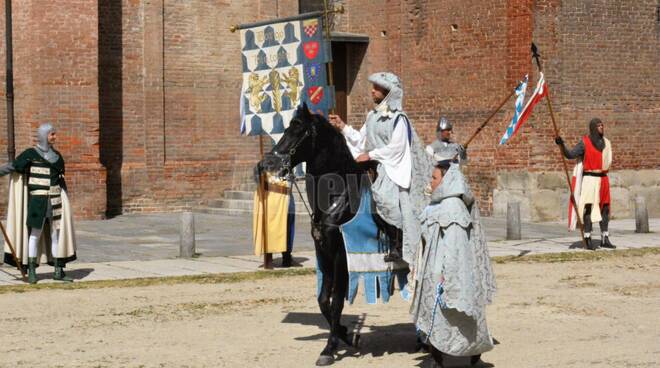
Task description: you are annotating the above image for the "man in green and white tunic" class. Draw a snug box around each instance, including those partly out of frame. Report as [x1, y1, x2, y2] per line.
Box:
[1, 123, 77, 284]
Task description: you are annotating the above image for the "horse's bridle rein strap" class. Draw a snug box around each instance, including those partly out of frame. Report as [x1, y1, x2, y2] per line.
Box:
[271, 122, 319, 235]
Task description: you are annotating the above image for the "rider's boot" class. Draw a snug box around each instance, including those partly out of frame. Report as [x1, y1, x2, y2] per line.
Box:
[383, 232, 402, 263]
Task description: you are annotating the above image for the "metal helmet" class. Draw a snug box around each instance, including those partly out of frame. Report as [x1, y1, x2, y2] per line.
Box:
[436, 116, 452, 131]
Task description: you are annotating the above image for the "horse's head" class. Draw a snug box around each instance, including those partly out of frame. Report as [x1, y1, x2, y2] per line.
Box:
[259, 103, 321, 179]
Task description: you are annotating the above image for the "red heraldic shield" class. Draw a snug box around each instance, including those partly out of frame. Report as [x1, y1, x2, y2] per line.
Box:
[307, 86, 324, 105]
[304, 41, 319, 60]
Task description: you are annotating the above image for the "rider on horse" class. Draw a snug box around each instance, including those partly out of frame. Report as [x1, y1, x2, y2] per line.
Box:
[329, 72, 432, 264]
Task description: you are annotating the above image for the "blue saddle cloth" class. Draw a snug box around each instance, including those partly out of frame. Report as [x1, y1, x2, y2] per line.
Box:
[315, 187, 409, 304]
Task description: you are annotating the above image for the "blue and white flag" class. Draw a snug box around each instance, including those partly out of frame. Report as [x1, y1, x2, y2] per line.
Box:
[499, 75, 528, 145]
[239, 16, 332, 142]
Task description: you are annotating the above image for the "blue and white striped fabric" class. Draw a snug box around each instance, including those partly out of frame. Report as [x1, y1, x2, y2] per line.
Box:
[339, 187, 409, 304]
[499, 75, 528, 145]
[316, 187, 410, 304]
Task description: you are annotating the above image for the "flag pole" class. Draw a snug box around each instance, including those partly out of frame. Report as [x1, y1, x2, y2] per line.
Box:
[463, 87, 518, 149]
[259, 134, 273, 269]
[531, 43, 588, 249]
[0, 221, 26, 279]
[322, 1, 344, 115]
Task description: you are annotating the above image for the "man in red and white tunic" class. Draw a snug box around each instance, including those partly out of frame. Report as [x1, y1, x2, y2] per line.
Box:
[555, 118, 614, 250]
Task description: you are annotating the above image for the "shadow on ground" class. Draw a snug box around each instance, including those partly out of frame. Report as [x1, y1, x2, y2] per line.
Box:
[36, 268, 95, 282]
[282, 312, 495, 367]
[258, 256, 310, 269]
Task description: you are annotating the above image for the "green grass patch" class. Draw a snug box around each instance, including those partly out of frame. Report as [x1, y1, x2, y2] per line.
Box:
[492, 246, 660, 264]
[1, 247, 658, 294]
[0, 267, 315, 295]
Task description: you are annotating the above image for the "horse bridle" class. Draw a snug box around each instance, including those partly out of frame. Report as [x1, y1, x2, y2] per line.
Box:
[271, 119, 317, 181]
[269, 119, 320, 238]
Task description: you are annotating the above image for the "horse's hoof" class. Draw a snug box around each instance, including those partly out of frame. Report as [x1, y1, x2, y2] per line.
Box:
[315, 354, 334, 366]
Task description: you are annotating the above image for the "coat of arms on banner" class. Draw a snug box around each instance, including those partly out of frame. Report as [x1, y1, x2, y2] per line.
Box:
[239, 16, 332, 142]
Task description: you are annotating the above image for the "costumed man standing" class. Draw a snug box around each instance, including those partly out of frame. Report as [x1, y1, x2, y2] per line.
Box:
[425, 116, 467, 164]
[555, 118, 615, 250]
[411, 159, 496, 368]
[0, 123, 77, 283]
[328, 72, 432, 263]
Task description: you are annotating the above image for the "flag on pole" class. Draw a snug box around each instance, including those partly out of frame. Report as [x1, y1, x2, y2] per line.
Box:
[238, 15, 333, 143]
[499, 75, 527, 145]
[499, 73, 548, 145]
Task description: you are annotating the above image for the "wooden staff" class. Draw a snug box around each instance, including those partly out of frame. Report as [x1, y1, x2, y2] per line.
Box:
[531, 43, 588, 249]
[0, 221, 26, 278]
[322, 0, 344, 115]
[463, 87, 518, 148]
[258, 135, 273, 269]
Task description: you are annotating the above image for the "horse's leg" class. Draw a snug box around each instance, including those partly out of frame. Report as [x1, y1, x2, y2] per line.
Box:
[317, 266, 333, 328]
[315, 238, 338, 366]
[330, 242, 357, 348]
[315, 245, 334, 328]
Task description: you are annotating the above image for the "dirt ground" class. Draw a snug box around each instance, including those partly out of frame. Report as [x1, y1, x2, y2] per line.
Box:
[0, 251, 658, 368]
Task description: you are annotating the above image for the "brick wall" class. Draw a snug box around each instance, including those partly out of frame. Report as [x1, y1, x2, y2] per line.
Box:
[0, 0, 105, 219]
[0, 0, 657, 218]
[338, 0, 659, 215]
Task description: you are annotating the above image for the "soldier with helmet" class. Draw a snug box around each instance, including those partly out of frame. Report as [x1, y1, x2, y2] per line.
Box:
[426, 116, 467, 164]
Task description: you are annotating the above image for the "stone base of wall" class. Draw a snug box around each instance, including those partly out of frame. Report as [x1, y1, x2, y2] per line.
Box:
[493, 170, 660, 222]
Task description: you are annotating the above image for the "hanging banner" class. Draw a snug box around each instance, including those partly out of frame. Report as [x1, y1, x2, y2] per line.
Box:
[239, 14, 333, 142]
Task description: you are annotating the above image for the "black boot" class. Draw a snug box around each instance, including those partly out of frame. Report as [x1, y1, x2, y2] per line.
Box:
[281, 251, 293, 268]
[601, 236, 616, 249]
[471, 354, 482, 366]
[383, 233, 402, 263]
[28, 257, 38, 284]
[585, 237, 598, 251]
[430, 347, 445, 368]
[383, 248, 402, 263]
[415, 336, 429, 352]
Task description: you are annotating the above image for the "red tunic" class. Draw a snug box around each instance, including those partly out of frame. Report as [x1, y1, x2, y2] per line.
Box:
[582, 136, 610, 208]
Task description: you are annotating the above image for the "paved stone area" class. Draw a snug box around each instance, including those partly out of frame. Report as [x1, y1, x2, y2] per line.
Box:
[0, 213, 657, 285]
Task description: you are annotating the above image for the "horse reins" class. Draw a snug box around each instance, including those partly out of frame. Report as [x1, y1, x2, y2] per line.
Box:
[270, 122, 317, 224]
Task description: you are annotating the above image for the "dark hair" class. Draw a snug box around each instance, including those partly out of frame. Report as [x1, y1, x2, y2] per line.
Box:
[435, 160, 451, 175]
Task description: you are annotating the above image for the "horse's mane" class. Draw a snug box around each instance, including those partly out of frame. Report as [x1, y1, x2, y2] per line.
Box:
[311, 114, 363, 175]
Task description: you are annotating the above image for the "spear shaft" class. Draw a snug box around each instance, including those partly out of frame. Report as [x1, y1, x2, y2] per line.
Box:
[531, 43, 588, 249]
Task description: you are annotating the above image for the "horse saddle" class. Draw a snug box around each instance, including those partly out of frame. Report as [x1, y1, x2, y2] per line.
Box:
[339, 186, 409, 304]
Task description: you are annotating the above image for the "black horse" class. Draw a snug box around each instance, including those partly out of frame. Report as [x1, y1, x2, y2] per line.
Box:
[257, 104, 403, 366]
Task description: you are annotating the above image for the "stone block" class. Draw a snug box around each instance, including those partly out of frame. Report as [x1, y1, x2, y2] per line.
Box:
[610, 170, 659, 188]
[530, 189, 562, 222]
[496, 171, 533, 191]
[536, 172, 566, 190]
[629, 186, 660, 218]
[493, 189, 531, 220]
[609, 187, 632, 219]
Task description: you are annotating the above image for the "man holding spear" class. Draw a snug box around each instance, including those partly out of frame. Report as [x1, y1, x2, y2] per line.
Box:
[555, 119, 615, 250]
